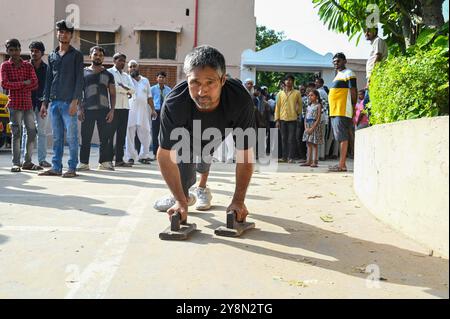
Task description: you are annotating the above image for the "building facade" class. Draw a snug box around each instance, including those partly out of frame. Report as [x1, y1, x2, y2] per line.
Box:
[0, 0, 256, 87]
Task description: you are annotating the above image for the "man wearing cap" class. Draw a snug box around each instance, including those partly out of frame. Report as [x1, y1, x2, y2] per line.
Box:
[39, 20, 84, 178]
[124, 60, 157, 165]
[243, 78, 254, 95]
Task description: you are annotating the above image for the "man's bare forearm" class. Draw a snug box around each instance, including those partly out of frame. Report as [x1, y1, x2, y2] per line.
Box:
[233, 149, 254, 203]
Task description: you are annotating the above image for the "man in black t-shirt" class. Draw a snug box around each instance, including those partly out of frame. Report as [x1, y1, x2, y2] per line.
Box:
[155, 45, 256, 224]
[77, 46, 116, 171]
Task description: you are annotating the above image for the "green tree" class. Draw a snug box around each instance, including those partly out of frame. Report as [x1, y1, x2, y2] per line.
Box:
[256, 25, 285, 51]
[312, 0, 445, 54]
[255, 25, 326, 93]
[255, 25, 286, 92]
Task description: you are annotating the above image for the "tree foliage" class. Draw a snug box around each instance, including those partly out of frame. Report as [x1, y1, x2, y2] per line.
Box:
[255, 25, 316, 92]
[369, 24, 449, 124]
[256, 25, 285, 51]
[312, 0, 445, 54]
[255, 25, 285, 92]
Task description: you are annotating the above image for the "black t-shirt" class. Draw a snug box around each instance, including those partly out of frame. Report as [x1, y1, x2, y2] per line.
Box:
[82, 68, 115, 111]
[159, 78, 256, 157]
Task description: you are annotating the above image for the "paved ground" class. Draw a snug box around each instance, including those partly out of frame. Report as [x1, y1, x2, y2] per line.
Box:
[0, 147, 448, 299]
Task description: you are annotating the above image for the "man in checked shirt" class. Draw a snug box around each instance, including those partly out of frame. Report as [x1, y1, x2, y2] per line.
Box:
[0, 39, 40, 173]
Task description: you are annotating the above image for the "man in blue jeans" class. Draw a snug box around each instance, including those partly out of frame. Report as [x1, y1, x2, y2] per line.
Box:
[0, 39, 40, 172]
[39, 20, 84, 178]
[21, 41, 51, 168]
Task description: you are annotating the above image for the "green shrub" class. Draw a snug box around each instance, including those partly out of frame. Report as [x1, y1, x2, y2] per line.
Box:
[369, 42, 449, 125]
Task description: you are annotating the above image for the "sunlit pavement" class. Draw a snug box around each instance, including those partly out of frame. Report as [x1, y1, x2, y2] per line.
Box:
[0, 148, 448, 299]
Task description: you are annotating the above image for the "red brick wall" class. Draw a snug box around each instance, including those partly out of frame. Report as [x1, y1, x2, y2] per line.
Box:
[138, 65, 178, 87]
[82, 63, 179, 88]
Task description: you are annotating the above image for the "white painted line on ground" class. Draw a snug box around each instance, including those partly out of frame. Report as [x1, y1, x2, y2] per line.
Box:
[64, 189, 151, 299]
[0, 226, 114, 233]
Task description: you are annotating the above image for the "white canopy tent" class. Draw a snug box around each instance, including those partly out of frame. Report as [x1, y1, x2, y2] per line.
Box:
[240, 39, 336, 86]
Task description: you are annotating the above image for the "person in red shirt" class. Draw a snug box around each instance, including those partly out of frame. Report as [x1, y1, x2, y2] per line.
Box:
[0, 39, 40, 172]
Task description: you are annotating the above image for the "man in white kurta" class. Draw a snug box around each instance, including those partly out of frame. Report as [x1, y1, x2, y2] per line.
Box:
[124, 60, 157, 163]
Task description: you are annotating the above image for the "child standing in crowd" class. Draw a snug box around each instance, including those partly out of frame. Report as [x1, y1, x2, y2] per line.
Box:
[301, 90, 324, 168]
[354, 89, 369, 130]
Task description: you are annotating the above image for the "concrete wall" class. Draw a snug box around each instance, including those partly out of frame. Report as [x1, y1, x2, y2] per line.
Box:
[354, 116, 449, 258]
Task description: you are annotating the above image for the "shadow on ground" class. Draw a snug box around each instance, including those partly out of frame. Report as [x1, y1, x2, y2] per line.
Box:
[0, 233, 9, 245]
[0, 171, 127, 217]
[187, 211, 449, 298]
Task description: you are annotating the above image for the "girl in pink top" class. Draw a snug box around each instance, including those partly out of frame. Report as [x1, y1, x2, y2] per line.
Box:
[354, 89, 369, 130]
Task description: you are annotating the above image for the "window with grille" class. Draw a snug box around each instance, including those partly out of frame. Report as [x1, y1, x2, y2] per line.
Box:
[80, 31, 116, 57]
[140, 31, 177, 60]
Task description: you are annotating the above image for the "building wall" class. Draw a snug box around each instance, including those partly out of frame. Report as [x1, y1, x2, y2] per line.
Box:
[0, 0, 256, 86]
[0, 0, 55, 58]
[197, 0, 256, 78]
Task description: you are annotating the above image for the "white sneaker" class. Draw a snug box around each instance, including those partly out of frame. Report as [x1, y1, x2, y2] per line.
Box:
[153, 192, 196, 212]
[77, 163, 90, 171]
[195, 187, 212, 211]
[98, 162, 115, 171]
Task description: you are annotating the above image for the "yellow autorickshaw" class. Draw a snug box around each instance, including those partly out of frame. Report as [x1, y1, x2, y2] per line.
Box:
[0, 92, 11, 148]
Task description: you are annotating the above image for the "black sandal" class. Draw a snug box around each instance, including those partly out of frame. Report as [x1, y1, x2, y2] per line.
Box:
[38, 169, 62, 176]
[22, 162, 43, 171]
[62, 170, 78, 178]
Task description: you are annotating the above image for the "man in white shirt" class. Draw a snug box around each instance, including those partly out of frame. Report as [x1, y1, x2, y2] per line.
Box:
[124, 60, 157, 164]
[243, 78, 254, 95]
[365, 27, 388, 86]
[107, 53, 135, 167]
[364, 27, 388, 118]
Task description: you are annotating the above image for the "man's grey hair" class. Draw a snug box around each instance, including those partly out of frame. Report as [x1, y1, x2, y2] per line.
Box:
[183, 45, 226, 77]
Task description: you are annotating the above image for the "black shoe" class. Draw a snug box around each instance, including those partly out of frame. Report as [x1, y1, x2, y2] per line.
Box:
[128, 159, 135, 164]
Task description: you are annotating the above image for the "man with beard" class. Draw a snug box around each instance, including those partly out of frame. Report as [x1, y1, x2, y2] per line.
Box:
[77, 46, 116, 171]
[107, 53, 135, 167]
[39, 20, 84, 178]
[364, 27, 388, 109]
[20, 41, 51, 168]
[328, 52, 357, 172]
[243, 78, 254, 96]
[155, 45, 256, 228]
[124, 60, 157, 165]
